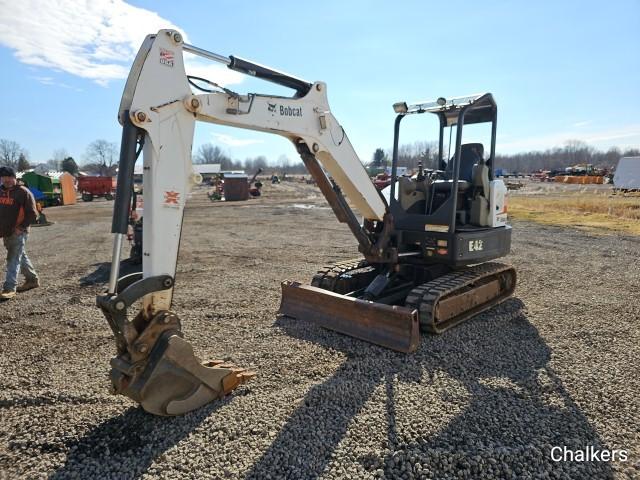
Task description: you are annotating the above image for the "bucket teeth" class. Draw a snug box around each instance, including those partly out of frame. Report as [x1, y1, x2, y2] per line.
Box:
[222, 368, 256, 394]
[203, 359, 226, 367]
[217, 363, 236, 369]
[201, 361, 256, 395]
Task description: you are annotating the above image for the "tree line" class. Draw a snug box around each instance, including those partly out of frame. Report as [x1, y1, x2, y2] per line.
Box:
[0, 138, 309, 177]
[369, 142, 442, 171]
[494, 141, 639, 174]
[369, 140, 639, 174]
[0, 138, 118, 176]
[3, 136, 637, 179]
[193, 143, 308, 174]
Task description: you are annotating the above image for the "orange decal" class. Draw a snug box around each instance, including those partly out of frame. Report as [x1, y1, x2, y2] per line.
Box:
[164, 191, 180, 205]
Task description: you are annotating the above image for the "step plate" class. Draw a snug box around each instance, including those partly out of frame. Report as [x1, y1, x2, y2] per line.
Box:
[279, 281, 420, 353]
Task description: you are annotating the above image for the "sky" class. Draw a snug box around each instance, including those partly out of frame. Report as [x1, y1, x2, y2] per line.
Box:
[0, 0, 639, 166]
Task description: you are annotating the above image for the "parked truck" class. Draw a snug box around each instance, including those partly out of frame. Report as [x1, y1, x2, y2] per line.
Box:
[77, 176, 116, 201]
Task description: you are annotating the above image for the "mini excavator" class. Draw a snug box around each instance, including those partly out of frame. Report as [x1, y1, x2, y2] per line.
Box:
[98, 30, 516, 416]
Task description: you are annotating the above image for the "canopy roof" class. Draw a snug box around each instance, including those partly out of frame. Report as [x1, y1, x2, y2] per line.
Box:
[399, 93, 496, 125]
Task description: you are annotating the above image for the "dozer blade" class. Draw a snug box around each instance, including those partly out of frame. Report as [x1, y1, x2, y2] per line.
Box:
[279, 281, 420, 353]
[110, 332, 255, 416]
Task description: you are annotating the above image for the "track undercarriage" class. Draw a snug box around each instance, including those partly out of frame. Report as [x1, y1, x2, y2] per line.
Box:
[279, 259, 516, 352]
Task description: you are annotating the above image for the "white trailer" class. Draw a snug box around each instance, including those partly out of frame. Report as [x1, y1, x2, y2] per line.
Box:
[613, 157, 640, 191]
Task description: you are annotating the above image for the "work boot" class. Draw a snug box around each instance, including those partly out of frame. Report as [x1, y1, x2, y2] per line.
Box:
[17, 278, 40, 293]
[0, 290, 16, 300]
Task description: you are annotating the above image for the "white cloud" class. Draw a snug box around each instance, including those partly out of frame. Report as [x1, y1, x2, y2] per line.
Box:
[31, 76, 56, 86]
[572, 121, 591, 128]
[29, 75, 82, 91]
[213, 133, 263, 147]
[0, 0, 243, 87]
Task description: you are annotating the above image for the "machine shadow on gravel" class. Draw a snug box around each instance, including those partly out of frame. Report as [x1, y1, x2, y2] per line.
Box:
[49, 401, 230, 480]
[250, 298, 614, 479]
[79, 260, 142, 286]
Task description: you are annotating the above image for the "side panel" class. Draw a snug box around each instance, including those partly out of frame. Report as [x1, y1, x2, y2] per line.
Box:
[400, 226, 511, 267]
[454, 226, 511, 266]
[489, 180, 508, 227]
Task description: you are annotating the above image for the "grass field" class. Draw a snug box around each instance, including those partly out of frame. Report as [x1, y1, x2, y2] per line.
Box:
[508, 189, 640, 235]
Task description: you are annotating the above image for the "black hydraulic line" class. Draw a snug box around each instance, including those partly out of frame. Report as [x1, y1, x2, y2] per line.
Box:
[438, 114, 445, 168]
[228, 56, 312, 97]
[112, 113, 141, 234]
[297, 148, 372, 249]
[448, 107, 468, 234]
[390, 114, 403, 205]
[489, 107, 497, 180]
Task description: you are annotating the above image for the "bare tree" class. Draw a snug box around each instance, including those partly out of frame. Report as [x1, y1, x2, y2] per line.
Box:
[563, 139, 593, 166]
[255, 156, 268, 170]
[385, 141, 439, 171]
[85, 140, 118, 176]
[193, 143, 233, 169]
[53, 148, 69, 162]
[46, 148, 70, 171]
[0, 139, 26, 169]
[45, 159, 61, 171]
[278, 154, 290, 168]
[244, 155, 268, 172]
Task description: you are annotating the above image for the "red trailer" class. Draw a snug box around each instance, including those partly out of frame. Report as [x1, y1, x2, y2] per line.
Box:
[77, 176, 116, 201]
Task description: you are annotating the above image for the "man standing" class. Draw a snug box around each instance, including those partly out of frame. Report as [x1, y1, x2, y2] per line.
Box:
[0, 166, 40, 300]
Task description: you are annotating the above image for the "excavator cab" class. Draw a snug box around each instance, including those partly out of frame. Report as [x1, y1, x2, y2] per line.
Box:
[386, 94, 511, 267]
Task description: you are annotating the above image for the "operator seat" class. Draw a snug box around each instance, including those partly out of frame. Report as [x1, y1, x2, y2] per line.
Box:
[433, 143, 485, 193]
[452, 143, 484, 182]
[470, 154, 492, 226]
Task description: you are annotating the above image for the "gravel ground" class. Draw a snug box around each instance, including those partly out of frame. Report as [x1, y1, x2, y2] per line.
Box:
[0, 181, 638, 480]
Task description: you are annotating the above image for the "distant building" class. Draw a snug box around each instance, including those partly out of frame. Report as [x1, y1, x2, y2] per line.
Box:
[385, 166, 408, 176]
[193, 164, 222, 180]
[133, 163, 221, 182]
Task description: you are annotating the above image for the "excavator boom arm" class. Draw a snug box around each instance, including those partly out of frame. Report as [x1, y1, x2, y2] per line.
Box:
[114, 30, 389, 302]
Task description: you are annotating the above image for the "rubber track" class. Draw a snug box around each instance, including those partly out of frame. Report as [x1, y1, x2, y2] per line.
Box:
[310, 258, 377, 294]
[405, 262, 516, 334]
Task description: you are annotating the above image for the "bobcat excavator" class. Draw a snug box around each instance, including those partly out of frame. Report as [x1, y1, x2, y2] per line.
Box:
[98, 30, 516, 416]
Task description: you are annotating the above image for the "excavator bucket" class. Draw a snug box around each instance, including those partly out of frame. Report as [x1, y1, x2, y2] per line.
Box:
[279, 281, 420, 353]
[103, 307, 255, 416]
[111, 334, 256, 416]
